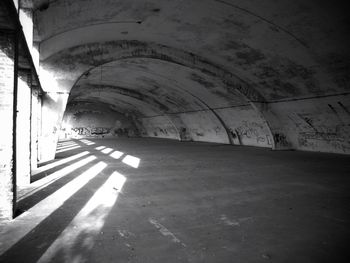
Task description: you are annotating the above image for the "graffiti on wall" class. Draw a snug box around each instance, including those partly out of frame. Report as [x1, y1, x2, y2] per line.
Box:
[71, 127, 111, 136]
[299, 131, 344, 142]
[298, 124, 349, 152]
[235, 121, 271, 145]
[179, 128, 191, 141]
[274, 133, 290, 147]
[292, 101, 350, 153]
[298, 131, 349, 153]
[91, 127, 110, 135]
[151, 127, 178, 137]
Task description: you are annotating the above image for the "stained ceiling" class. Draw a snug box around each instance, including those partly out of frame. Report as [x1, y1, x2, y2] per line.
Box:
[29, 0, 350, 152]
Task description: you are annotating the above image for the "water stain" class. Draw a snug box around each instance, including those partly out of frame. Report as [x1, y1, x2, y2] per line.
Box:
[236, 49, 266, 65]
[190, 73, 215, 88]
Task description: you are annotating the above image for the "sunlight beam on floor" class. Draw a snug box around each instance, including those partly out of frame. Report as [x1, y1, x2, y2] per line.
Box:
[56, 144, 79, 151]
[80, 139, 95, 145]
[57, 141, 76, 146]
[0, 159, 105, 256]
[56, 145, 81, 154]
[18, 155, 95, 201]
[95, 146, 106, 150]
[122, 155, 140, 168]
[37, 171, 126, 263]
[101, 148, 113, 154]
[57, 142, 78, 148]
[57, 142, 77, 147]
[34, 151, 89, 175]
[110, 151, 124, 160]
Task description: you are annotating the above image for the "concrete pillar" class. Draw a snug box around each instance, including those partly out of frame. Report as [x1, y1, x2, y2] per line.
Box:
[19, 7, 32, 51]
[39, 92, 68, 162]
[0, 32, 16, 220]
[12, 0, 19, 11]
[32, 41, 39, 71]
[30, 87, 40, 170]
[16, 72, 31, 186]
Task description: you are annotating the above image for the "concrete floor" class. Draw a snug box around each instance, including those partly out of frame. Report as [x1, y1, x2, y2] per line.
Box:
[0, 138, 349, 262]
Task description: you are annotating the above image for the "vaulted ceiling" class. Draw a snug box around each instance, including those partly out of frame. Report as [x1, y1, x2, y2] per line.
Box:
[30, 0, 350, 152]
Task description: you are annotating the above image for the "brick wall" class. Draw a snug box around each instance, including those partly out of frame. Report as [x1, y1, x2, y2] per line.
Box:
[0, 32, 15, 220]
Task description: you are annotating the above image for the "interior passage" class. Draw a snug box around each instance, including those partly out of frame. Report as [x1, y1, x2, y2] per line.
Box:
[1, 1, 350, 262]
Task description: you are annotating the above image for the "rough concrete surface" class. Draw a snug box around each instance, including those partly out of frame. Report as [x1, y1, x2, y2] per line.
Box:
[1, 138, 349, 262]
[32, 0, 350, 154]
[1, 1, 350, 261]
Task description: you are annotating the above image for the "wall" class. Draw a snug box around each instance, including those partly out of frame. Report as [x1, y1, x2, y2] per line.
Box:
[179, 111, 230, 144]
[39, 92, 68, 161]
[265, 95, 350, 154]
[216, 106, 273, 148]
[16, 75, 31, 186]
[61, 108, 138, 139]
[137, 107, 273, 147]
[0, 32, 15, 220]
[31, 89, 41, 170]
[140, 116, 179, 140]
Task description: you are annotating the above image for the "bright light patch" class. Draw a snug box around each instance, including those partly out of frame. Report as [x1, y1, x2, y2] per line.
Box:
[57, 141, 76, 147]
[95, 146, 106, 150]
[80, 139, 95, 145]
[101, 148, 113, 154]
[18, 155, 96, 201]
[110, 151, 124, 160]
[56, 143, 78, 150]
[56, 145, 80, 153]
[0, 159, 104, 255]
[56, 144, 78, 150]
[48, 92, 60, 102]
[111, 171, 127, 192]
[58, 139, 75, 144]
[122, 155, 140, 168]
[34, 151, 89, 174]
[37, 171, 126, 263]
[39, 69, 60, 92]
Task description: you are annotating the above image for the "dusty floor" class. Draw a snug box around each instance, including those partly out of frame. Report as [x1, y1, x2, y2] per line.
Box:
[0, 138, 349, 262]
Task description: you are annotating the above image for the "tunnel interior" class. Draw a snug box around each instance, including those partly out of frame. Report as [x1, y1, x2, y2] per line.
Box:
[0, 0, 350, 262]
[63, 57, 273, 147]
[31, 0, 350, 154]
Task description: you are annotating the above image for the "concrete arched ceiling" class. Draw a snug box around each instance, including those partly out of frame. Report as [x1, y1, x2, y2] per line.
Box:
[35, 0, 350, 96]
[69, 58, 250, 114]
[32, 0, 350, 153]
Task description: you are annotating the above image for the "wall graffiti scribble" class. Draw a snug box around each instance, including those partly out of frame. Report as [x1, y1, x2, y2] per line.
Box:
[71, 127, 111, 136]
[235, 121, 268, 145]
[274, 133, 290, 147]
